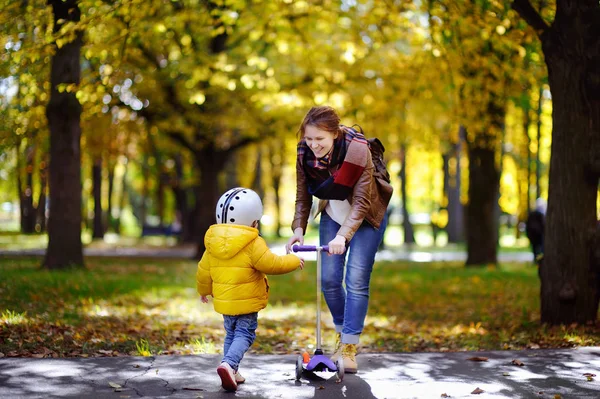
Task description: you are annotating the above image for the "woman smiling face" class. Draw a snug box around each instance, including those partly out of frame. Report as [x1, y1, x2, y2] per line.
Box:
[304, 125, 338, 159]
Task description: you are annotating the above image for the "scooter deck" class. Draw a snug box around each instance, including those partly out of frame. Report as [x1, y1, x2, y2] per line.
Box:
[304, 354, 338, 372]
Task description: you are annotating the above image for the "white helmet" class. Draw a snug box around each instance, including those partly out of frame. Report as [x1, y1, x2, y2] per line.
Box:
[215, 187, 263, 227]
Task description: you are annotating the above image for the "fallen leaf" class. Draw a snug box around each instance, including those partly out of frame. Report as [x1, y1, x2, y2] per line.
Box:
[554, 395, 562, 399]
[502, 372, 510, 376]
[441, 394, 450, 398]
[583, 373, 596, 377]
[467, 357, 488, 362]
[318, 385, 325, 390]
[471, 387, 484, 394]
[511, 359, 524, 366]
[133, 364, 140, 368]
[109, 382, 122, 389]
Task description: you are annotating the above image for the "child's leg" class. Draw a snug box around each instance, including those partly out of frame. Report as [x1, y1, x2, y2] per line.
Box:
[222, 315, 236, 357]
[221, 313, 258, 371]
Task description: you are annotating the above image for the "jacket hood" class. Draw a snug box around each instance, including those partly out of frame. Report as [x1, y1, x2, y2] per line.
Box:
[204, 224, 259, 260]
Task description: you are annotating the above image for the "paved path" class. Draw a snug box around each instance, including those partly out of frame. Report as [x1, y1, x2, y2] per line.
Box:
[1, 348, 599, 398]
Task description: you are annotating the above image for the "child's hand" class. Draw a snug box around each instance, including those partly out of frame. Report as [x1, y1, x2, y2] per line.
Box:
[298, 258, 305, 270]
[201, 295, 209, 303]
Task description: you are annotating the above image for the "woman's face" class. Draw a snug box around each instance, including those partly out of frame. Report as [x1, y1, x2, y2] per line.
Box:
[304, 125, 337, 158]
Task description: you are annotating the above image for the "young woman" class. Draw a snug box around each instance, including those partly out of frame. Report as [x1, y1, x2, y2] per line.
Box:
[286, 105, 393, 373]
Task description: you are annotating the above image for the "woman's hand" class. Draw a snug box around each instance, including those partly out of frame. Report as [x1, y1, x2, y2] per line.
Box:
[201, 295, 209, 303]
[328, 235, 346, 255]
[286, 227, 305, 253]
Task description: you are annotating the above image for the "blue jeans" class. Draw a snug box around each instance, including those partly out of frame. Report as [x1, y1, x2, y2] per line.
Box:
[319, 210, 388, 345]
[222, 313, 258, 371]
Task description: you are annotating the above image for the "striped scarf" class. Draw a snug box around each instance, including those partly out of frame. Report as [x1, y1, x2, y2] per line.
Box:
[298, 125, 369, 200]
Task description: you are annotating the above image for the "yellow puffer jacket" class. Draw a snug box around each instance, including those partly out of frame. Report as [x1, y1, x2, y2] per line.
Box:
[196, 224, 301, 316]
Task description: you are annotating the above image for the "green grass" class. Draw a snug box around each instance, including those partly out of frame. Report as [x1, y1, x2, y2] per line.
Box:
[0, 256, 597, 358]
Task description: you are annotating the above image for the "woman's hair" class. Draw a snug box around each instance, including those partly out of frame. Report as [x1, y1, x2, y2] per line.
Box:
[298, 106, 341, 139]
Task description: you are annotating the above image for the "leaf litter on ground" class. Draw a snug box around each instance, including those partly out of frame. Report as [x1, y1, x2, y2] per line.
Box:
[1, 257, 599, 358]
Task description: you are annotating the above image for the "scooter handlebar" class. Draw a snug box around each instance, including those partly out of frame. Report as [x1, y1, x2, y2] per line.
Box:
[292, 245, 329, 253]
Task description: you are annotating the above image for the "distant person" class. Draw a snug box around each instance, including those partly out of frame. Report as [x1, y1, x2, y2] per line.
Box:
[196, 187, 304, 392]
[525, 198, 546, 264]
[286, 105, 393, 374]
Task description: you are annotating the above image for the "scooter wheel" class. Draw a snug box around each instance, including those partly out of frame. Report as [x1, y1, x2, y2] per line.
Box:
[335, 359, 344, 381]
[295, 355, 304, 380]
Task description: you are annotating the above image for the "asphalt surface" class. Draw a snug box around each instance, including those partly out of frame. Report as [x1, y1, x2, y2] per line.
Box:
[1, 348, 599, 398]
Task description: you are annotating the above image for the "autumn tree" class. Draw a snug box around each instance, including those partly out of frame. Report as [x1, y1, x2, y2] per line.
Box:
[1, 0, 87, 267]
[0, 1, 53, 235]
[512, 0, 600, 324]
[43, 0, 85, 269]
[427, 0, 537, 264]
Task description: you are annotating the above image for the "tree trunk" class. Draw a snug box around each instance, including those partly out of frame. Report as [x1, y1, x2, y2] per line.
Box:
[251, 146, 264, 199]
[525, 101, 533, 210]
[107, 161, 115, 232]
[268, 140, 284, 238]
[535, 86, 544, 200]
[157, 172, 165, 229]
[171, 154, 192, 243]
[195, 147, 228, 258]
[140, 154, 149, 228]
[15, 140, 23, 230]
[147, 135, 167, 229]
[92, 156, 104, 239]
[37, 153, 48, 233]
[251, 146, 264, 231]
[224, 154, 239, 190]
[399, 144, 415, 245]
[115, 159, 128, 234]
[43, 0, 84, 269]
[534, 1, 600, 324]
[21, 144, 36, 234]
[520, 101, 533, 239]
[445, 125, 465, 243]
[495, 122, 507, 246]
[465, 143, 500, 266]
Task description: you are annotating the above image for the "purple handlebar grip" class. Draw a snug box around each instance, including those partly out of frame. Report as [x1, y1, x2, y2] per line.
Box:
[292, 245, 329, 253]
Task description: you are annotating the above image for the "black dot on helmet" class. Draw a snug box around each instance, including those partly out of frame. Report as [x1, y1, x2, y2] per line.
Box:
[220, 204, 223, 208]
[243, 191, 247, 193]
[230, 206, 234, 210]
[217, 215, 220, 219]
[235, 196, 240, 200]
[230, 218, 235, 223]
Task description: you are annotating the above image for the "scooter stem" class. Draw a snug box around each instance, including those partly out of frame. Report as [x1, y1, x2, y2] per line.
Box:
[316, 247, 322, 351]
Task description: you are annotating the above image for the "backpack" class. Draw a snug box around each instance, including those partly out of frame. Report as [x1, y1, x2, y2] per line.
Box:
[350, 125, 391, 183]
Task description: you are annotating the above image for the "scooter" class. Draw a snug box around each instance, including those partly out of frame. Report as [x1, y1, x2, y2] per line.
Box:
[292, 245, 344, 381]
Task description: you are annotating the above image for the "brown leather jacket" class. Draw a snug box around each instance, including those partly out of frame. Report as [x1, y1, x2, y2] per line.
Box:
[291, 148, 393, 242]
